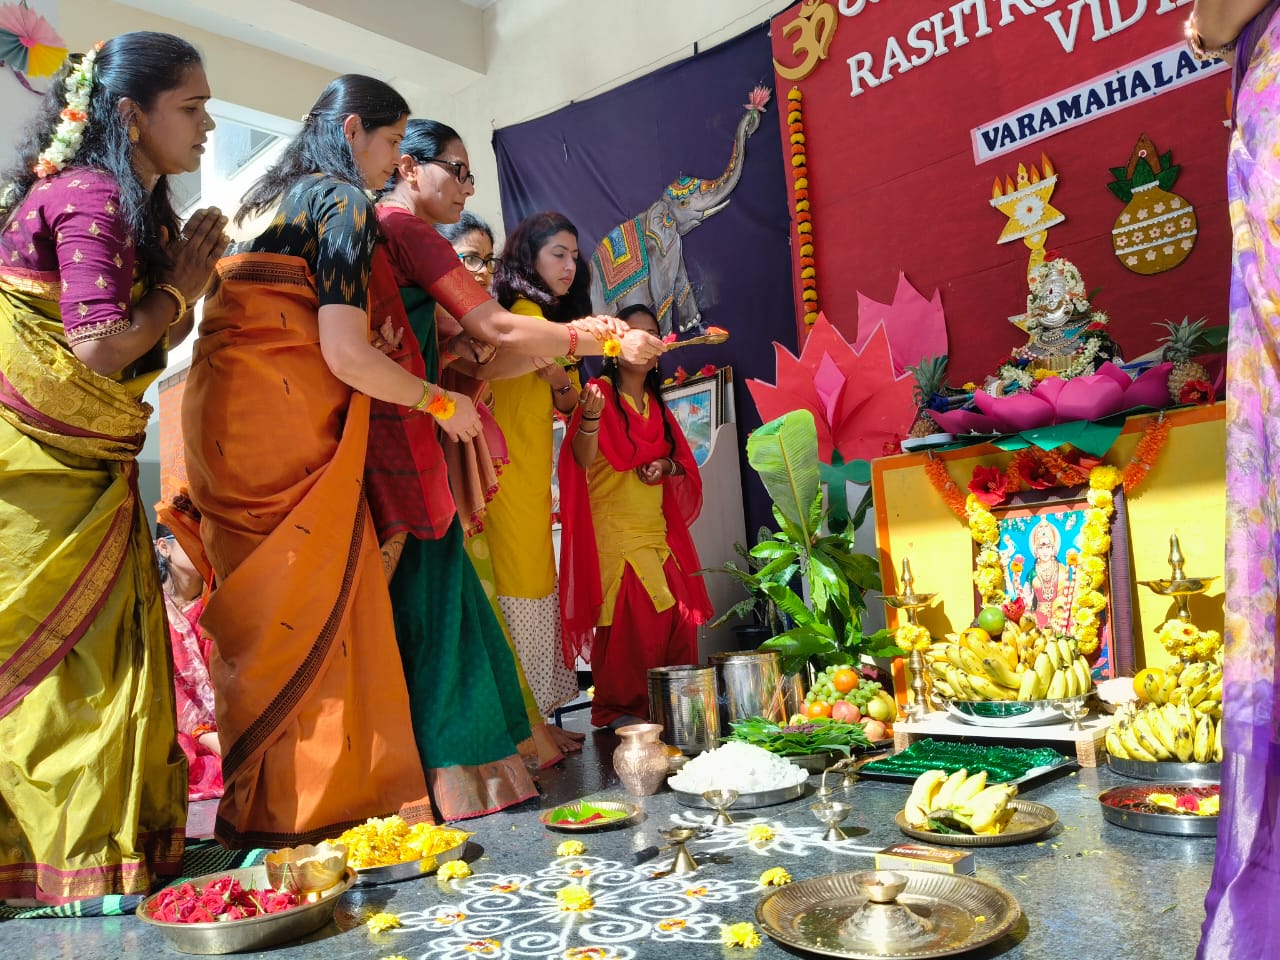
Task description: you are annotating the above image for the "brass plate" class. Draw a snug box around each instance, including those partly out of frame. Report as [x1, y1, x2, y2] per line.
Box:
[538, 800, 642, 833]
[353, 837, 468, 886]
[894, 798, 1058, 846]
[756, 870, 1020, 959]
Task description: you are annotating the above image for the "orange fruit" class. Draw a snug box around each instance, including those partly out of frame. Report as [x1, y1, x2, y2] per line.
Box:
[1133, 667, 1165, 703]
[832, 668, 857, 694]
[805, 700, 832, 719]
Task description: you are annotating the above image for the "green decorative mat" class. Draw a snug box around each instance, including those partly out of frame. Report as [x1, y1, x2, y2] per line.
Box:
[859, 738, 1070, 783]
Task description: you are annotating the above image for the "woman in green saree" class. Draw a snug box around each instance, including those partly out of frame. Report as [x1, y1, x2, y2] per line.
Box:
[0, 32, 228, 904]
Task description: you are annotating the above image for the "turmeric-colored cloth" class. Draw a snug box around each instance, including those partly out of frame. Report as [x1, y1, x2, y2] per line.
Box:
[0, 257, 186, 900]
[557, 378, 713, 728]
[182, 245, 433, 847]
[483, 297, 581, 715]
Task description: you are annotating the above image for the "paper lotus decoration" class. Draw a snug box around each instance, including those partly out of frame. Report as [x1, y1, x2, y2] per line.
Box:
[928, 362, 1174, 435]
[0, 2, 66, 82]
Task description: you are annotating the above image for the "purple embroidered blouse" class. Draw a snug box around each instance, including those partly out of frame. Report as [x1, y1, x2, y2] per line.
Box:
[0, 168, 138, 345]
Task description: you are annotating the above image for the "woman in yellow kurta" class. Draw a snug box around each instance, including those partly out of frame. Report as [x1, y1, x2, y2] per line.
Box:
[0, 32, 227, 903]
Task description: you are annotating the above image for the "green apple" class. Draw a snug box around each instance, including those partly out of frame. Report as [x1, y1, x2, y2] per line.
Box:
[977, 606, 1006, 635]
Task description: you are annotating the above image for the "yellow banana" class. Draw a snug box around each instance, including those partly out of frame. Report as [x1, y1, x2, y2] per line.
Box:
[1132, 712, 1171, 761]
[1056, 637, 1075, 668]
[982, 656, 1021, 691]
[1193, 715, 1213, 763]
[1046, 640, 1063, 671]
[903, 769, 949, 828]
[951, 769, 988, 806]
[1017, 668, 1040, 701]
[1158, 669, 1180, 705]
[1213, 716, 1223, 762]
[1073, 658, 1093, 697]
[932, 678, 956, 699]
[947, 665, 978, 701]
[933, 769, 970, 810]
[1146, 706, 1180, 757]
[1120, 723, 1158, 763]
[1045, 669, 1068, 701]
[1033, 652, 1054, 690]
[1187, 680, 1214, 707]
[1179, 661, 1209, 689]
[1194, 699, 1222, 719]
[954, 647, 989, 682]
[961, 783, 1017, 835]
[1172, 704, 1196, 763]
[968, 674, 1018, 701]
[1138, 670, 1165, 704]
[1106, 724, 1129, 760]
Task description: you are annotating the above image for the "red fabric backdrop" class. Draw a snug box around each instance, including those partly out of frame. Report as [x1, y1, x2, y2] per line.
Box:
[770, 1, 1232, 383]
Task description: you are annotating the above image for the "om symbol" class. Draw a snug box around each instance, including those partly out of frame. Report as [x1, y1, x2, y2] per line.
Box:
[773, 1, 838, 82]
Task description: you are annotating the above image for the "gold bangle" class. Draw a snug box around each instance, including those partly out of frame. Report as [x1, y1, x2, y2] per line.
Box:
[1185, 15, 1235, 62]
[152, 283, 188, 324]
[412, 379, 432, 411]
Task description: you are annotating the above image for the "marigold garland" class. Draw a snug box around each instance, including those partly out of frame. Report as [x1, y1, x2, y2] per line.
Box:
[787, 86, 819, 325]
[1157, 618, 1223, 662]
[894, 622, 933, 653]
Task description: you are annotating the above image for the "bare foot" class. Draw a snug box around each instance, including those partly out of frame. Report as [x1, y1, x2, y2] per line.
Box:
[547, 724, 585, 753]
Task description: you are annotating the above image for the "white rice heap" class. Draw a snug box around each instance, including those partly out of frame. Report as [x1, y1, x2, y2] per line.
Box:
[667, 741, 808, 794]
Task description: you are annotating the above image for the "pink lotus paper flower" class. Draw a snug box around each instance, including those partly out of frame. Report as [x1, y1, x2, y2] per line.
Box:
[745, 86, 772, 113]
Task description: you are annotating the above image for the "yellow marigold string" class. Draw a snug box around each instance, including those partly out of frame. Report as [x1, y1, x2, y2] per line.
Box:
[721, 922, 763, 948]
[894, 622, 933, 653]
[1157, 618, 1223, 661]
[365, 912, 402, 934]
[759, 867, 791, 886]
[555, 840, 585, 857]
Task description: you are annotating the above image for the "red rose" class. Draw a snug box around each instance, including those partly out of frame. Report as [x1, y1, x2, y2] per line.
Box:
[200, 891, 229, 917]
[1087, 321, 1107, 331]
[967, 465, 1008, 506]
[1178, 379, 1214, 405]
[226, 905, 251, 921]
[1176, 794, 1200, 813]
[1002, 597, 1026, 622]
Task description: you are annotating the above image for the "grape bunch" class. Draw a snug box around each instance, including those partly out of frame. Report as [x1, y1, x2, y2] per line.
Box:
[807, 664, 882, 709]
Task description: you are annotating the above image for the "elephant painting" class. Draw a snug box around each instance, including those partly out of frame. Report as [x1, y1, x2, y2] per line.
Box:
[590, 87, 771, 336]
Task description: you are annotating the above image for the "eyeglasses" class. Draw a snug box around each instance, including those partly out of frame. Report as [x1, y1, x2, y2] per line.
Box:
[459, 253, 500, 272]
[423, 157, 475, 186]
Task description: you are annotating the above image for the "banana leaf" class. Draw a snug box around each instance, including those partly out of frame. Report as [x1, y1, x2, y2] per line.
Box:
[726, 716, 871, 756]
[747, 410, 821, 547]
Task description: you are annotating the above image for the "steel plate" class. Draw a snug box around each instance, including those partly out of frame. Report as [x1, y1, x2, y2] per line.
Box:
[756, 869, 1021, 959]
[945, 695, 1090, 728]
[1108, 755, 1221, 782]
[353, 838, 468, 886]
[538, 800, 642, 833]
[672, 781, 807, 809]
[137, 865, 355, 955]
[1098, 782, 1218, 837]
[894, 799, 1058, 846]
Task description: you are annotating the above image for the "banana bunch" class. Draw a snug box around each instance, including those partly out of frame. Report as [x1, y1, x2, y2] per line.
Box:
[1135, 660, 1223, 714]
[902, 767, 1018, 836]
[1105, 700, 1223, 764]
[926, 626, 1093, 702]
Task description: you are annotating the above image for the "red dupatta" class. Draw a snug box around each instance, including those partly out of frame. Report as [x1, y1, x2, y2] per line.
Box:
[557, 377, 712, 668]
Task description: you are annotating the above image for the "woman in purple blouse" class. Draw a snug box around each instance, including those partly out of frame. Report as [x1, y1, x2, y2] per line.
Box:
[0, 31, 227, 905]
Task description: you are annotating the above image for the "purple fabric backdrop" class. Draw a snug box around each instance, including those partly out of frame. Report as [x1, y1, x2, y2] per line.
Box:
[492, 23, 797, 535]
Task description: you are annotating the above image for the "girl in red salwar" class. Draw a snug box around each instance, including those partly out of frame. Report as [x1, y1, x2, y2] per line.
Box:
[557, 304, 713, 729]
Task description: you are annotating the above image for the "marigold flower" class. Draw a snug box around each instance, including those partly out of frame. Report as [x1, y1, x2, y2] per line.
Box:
[438, 859, 472, 880]
[720, 922, 763, 948]
[602, 337, 622, 358]
[556, 885, 594, 911]
[556, 840, 585, 857]
[365, 912, 402, 934]
[895, 623, 932, 653]
[746, 824, 775, 844]
[759, 867, 791, 886]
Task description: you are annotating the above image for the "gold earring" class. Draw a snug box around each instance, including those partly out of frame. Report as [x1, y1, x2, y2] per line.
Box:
[128, 125, 140, 143]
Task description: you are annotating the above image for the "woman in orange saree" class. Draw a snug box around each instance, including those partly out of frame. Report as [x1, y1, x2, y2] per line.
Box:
[0, 32, 226, 903]
[181, 77, 476, 847]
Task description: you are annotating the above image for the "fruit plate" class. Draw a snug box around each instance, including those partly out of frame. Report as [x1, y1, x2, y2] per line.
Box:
[894, 798, 1058, 847]
[353, 836, 469, 885]
[539, 800, 643, 833]
[1108, 755, 1221, 782]
[756, 869, 1021, 959]
[672, 781, 807, 809]
[858, 739, 1076, 789]
[944, 695, 1090, 728]
[1098, 782, 1219, 836]
[137, 865, 355, 955]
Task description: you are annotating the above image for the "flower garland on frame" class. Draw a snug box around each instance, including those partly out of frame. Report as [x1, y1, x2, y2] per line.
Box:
[924, 417, 1171, 655]
[787, 86, 819, 325]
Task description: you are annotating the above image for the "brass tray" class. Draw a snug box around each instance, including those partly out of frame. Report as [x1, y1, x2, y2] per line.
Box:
[353, 837, 468, 886]
[538, 800, 642, 833]
[137, 865, 355, 955]
[894, 798, 1058, 846]
[756, 869, 1020, 959]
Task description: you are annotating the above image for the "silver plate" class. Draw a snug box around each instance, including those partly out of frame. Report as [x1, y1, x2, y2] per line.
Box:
[1098, 782, 1219, 837]
[894, 798, 1058, 846]
[353, 837, 468, 885]
[945, 695, 1090, 728]
[672, 781, 807, 809]
[136, 865, 355, 955]
[756, 869, 1021, 959]
[538, 800, 643, 833]
[1108, 755, 1222, 782]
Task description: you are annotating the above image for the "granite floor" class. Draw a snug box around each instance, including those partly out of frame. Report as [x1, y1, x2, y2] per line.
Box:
[0, 706, 1215, 960]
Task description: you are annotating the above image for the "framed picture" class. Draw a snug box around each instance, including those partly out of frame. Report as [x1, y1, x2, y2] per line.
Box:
[981, 485, 1134, 679]
[661, 373, 721, 466]
[550, 419, 566, 528]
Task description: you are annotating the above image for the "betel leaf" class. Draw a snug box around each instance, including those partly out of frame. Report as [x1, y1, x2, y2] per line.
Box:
[725, 716, 872, 757]
[549, 803, 627, 823]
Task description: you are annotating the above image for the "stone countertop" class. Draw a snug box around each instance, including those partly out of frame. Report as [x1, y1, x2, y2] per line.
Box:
[0, 732, 1213, 960]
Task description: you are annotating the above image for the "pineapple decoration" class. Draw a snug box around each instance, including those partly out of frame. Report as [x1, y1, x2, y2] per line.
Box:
[1158, 317, 1211, 404]
[1108, 134, 1198, 276]
[906, 355, 950, 439]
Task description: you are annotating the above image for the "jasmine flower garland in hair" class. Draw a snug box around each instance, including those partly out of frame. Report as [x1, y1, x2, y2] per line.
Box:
[33, 43, 102, 179]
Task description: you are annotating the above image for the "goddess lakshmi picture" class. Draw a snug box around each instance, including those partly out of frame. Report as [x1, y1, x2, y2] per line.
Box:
[988, 495, 1119, 678]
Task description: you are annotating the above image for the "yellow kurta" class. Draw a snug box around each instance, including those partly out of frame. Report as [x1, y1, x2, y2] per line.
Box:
[586, 392, 672, 626]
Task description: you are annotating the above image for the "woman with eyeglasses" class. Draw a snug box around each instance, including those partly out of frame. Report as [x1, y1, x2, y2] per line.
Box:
[370, 119, 661, 815]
